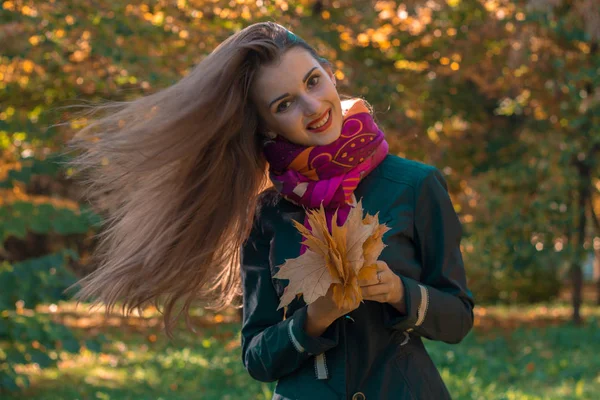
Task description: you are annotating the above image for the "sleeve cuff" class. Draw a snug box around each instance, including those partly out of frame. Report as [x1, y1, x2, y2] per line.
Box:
[288, 306, 340, 355]
[382, 276, 423, 331]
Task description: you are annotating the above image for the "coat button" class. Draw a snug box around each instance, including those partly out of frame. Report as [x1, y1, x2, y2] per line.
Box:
[351, 392, 366, 400]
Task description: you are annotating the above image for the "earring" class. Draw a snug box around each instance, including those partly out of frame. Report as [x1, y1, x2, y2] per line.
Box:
[265, 131, 277, 139]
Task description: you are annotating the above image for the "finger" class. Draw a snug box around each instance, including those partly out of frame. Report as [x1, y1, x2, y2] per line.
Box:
[363, 294, 389, 303]
[357, 269, 377, 286]
[361, 283, 390, 298]
[376, 260, 389, 271]
[358, 265, 388, 286]
[359, 269, 390, 288]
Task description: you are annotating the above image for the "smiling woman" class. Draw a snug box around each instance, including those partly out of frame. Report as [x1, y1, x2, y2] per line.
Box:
[251, 47, 343, 147]
[64, 21, 474, 400]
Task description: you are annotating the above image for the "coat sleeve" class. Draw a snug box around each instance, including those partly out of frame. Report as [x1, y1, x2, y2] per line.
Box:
[382, 168, 475, 344]
[240, 216, 340, 382]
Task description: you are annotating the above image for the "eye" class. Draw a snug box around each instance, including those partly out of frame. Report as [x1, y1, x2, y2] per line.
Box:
[276, 100, 292, 113]
[275, 75, 321, 113]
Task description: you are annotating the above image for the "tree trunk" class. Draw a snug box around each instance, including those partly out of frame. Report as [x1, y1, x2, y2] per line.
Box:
[572, 162, 591, 324]
[571, 34, 597, 318]
[596, 249, 600, 305]
[571, 262, 583, 324]
[312, 0, 324, 15]
[571, 195, 584, 324]
[590, 199, 600, 305]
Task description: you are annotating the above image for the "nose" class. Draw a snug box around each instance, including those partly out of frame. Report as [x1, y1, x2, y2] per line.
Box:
[301, 94, 321, 117]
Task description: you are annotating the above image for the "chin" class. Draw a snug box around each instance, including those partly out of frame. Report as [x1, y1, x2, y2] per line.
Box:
[322, 132, 341, 145]
[321, 125, 342, 145]
[307, 132, 336, 147]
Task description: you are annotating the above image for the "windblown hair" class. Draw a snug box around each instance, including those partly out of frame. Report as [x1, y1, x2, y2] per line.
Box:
[64, 22, 333, 337]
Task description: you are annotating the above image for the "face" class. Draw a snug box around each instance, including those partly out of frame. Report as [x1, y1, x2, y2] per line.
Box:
[251, 47, 343, 147]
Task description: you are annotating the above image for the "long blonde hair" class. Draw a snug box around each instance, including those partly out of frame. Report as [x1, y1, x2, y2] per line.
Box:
[64, 22, 334, 337]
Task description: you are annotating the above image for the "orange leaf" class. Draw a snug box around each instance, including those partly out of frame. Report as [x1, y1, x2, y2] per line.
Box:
[332, 281, 361, 309]
[526, 362, 535, 372]
[363, 212, 391, 267]
[357, 264, 378, 281]
[345, 200, 375, 275]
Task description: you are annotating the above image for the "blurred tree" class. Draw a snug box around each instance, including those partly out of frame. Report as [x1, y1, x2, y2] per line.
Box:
[517, 0, 600, 323]
[314, 0, 599, 319]
[1, 0, 598, 390]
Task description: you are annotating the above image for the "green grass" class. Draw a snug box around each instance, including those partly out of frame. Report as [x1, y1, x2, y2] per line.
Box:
[4, 303, 600, 400]
[429, 320, 600, 399]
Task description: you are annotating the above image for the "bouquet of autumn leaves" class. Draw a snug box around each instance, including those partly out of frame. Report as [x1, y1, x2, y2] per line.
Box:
[274, 200, 391, 310]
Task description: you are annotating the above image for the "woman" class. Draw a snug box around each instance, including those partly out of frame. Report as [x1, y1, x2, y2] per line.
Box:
[66, 22, 474, 399]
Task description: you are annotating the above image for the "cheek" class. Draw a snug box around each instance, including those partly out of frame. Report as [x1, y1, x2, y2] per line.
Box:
[289, 110, 307, 129]
[276, 112, 305, 137]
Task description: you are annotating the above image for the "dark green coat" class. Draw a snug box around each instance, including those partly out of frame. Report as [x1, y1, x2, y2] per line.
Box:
[240, 154, 475, 400]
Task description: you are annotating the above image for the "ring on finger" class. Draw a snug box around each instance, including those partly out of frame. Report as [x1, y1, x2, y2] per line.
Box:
[376, 270, 382, 283]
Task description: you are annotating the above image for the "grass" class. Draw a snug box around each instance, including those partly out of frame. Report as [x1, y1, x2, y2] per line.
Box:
[4, 302, 600, 400]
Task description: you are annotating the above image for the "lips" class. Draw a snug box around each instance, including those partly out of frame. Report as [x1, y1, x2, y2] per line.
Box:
[306, 108, 331, 129]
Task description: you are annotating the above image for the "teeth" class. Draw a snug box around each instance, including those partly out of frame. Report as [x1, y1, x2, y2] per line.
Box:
[308, 110, 330, 129]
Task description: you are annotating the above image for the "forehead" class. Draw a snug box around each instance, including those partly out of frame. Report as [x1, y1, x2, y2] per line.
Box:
[252, 47, 320, 102]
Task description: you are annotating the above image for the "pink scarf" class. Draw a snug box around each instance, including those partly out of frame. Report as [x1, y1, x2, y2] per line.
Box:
[263, 99, 389, 254]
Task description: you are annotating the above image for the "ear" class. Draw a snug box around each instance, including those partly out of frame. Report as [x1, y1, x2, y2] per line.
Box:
[265, 130, 277, 139]
[257, 117, 277, 139]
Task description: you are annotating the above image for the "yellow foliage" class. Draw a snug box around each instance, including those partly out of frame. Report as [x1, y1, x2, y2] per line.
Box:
[21, 60, 34, 74]
[394, 60, 429, 72]
[427, 127, 440, 143]
[357, 33, 369, 47]
[28, 35, 41, 46]
[2, 1, 15, 11]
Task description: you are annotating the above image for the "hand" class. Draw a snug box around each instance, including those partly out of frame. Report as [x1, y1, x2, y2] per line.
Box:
[358, 260, 404, 307]
[305, 284, 360, 337]
[311, 284, 361, 321]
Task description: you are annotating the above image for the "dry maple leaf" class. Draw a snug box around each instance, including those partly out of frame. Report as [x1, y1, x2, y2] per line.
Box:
[272, 248, 338, 310]
[357, 213, 391, 283]
[273, 200, 390, 310]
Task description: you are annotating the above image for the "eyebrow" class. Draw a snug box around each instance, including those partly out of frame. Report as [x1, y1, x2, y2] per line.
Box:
[268, 66, 319, 109]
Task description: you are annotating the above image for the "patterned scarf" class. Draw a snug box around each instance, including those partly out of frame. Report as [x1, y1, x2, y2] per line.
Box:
[263, 99, 389, 254]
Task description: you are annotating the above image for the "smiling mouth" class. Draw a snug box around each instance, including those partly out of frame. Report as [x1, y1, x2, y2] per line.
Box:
[307, 108, 332, 132]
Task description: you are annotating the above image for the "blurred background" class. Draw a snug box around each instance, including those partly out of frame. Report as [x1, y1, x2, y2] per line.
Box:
[1, 0, 599, 399]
